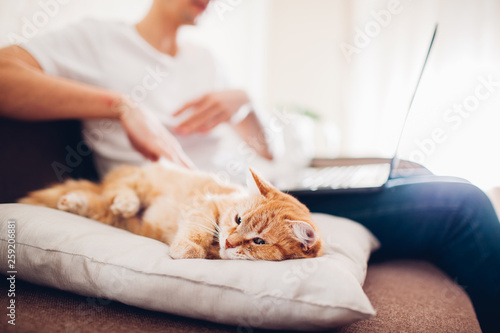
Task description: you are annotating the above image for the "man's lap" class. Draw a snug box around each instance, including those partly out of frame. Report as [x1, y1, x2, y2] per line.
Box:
[290, 175, 500, 319]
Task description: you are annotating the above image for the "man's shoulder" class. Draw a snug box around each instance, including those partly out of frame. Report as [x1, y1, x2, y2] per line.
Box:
[33, 18, 133, 49]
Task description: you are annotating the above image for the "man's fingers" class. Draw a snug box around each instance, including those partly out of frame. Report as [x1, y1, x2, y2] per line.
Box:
[173, 102, 195, 117]
[127, 124, 191, 167]
[199, 113, 229, 133]
[177, 152, 196, 169]
[155, 133, 196, 169]
[175, 103, 219, 134]
[173, 95, 205, 116]
[119, 103, 195, 167]
[129, 139, 159, 162]
[148, 154, 160, 162]
[157, 144, 195, 169]
[172, 147, 196, 169]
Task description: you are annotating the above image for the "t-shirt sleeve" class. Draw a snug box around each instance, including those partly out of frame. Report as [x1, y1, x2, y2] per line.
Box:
[20, 20, 105, 85]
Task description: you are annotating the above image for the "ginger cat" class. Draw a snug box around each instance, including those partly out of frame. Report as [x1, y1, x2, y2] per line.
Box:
[19, 162, 323, 260]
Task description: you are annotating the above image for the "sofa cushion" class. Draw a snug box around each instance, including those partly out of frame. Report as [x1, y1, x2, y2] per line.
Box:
[337, 260, 481, 332]
[0, 204, 379, 331]
[0, 261, 480, 333]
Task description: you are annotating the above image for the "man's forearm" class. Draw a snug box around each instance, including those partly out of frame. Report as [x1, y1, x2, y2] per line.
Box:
[0, 53, 122, 121]
[0, 46, 194, 167]
[233, 110, 273, 160]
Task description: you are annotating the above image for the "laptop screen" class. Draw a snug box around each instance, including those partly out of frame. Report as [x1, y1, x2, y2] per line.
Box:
[389, 24, 438, 179]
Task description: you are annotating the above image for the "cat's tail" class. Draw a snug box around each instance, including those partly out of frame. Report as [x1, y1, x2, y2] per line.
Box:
[18, 179, 101, 209]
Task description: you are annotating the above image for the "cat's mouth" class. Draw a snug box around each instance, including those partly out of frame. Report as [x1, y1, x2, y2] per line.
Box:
[218, 240, 232, 259]
[219, 248, 250, 260]
[219, 235, 244, 260]
[219, 234, 228, 251]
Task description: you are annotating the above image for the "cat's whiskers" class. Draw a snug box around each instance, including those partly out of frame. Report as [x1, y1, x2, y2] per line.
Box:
[190, 223, 218, 237]
[211, 220, 222, 233]
[189, 218, 220, 241]
[196, 212, 215, 224]
[194, 212, 222, 239]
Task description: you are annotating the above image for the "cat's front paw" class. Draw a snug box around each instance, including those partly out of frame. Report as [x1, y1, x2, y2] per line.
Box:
[169, 240, 207, 259]
[58, 192, 88, 216]
[110, 193, 140, 218]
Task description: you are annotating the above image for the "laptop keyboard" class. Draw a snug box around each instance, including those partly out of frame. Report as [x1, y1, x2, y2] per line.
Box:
[299, 163, 391, 190]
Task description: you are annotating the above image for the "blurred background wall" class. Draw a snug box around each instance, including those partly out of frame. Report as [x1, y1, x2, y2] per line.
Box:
[1, 0, 499, 190]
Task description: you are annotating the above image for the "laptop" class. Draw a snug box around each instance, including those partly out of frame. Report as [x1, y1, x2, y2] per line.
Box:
[281, 24, 438, 195]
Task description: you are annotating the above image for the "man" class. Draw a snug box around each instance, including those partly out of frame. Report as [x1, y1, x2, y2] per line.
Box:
[0, 0, 272, 177]
[0, 1, 498, 331]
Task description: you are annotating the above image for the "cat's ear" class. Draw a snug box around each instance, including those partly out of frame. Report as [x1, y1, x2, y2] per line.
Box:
[289, 220, 319, 251]
[247, 168, 276, 197]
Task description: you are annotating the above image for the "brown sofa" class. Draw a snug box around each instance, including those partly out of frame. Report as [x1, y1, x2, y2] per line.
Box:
[0, 118, 481, 333]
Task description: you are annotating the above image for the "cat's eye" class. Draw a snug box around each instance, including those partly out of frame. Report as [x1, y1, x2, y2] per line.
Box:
[235, 215, 242, 225]
[253, 238, 266, 245]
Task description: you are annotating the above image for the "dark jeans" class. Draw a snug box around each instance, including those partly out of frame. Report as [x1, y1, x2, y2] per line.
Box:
[290, 175, 500, 332]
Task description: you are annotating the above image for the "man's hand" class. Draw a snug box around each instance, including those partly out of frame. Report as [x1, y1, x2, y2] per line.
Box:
[117, 99, 195, 169]
[173, 90, 250, 135]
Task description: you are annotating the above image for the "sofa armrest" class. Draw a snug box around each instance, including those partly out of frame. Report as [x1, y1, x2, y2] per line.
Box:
[0, 118, 98, 203]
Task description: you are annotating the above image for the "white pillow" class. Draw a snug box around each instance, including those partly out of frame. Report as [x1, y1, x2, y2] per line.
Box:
[0, 204, 379, 330]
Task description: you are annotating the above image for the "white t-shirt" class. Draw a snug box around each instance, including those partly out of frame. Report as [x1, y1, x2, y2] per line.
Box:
[22, 19, 238, 178]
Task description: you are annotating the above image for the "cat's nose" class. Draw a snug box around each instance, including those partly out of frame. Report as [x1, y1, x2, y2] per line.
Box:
[225, 239, 234, 249]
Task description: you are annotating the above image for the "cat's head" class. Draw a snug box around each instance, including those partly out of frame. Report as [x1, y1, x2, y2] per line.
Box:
[217, 169, 323, 260]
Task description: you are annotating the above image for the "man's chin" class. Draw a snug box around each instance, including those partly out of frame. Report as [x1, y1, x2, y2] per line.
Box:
[181, 12, 201, 25]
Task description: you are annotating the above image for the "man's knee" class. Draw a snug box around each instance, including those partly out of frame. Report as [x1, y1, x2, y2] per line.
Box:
[454, 182, 495, 212]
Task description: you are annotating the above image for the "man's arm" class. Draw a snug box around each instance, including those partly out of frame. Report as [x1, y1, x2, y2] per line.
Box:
[0, 46, 120, 120]
[0, 45, 194, 168]
[232, 109, 273, 160]
[173, 90, 273, 160]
